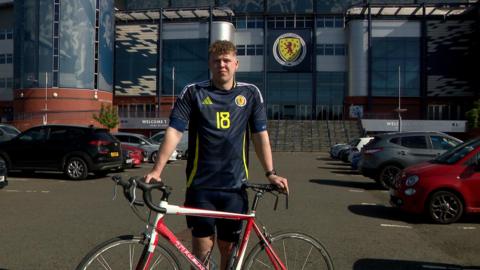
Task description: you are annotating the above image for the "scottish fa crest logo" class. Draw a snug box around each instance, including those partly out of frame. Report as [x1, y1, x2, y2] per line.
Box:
[273, 33, 306, 67]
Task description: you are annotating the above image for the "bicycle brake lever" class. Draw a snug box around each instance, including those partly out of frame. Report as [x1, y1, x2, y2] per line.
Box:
[273, 193, 279, 211]
[130, 180, 137, 206]
[112, 184, 117, 201]
[285, 194, 289, 210]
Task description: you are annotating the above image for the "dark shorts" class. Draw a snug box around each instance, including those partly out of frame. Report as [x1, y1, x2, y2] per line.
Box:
[184, 189, 248, 242]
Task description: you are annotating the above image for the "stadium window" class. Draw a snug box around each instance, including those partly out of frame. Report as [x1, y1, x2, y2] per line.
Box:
[6, 54, 12, 64]
[256, 19, 264, 28]
[0, 54, 5, 64]
[334, 17, 344, 28]
[316, 44, 325, 55]
[334, 44, 346, 56]
[6, 30, 12, 39]
[256, 44, 264, 55]
[236, 18, 246, 29]
[317, 17, 325, 28]
[324, 17, 334, 28]
[324, 44, 334, 55]
[237, 45, 246, 56]
[0, 30, 4, 40]
[247, 17, 256, 28]
[247, 45, 255, 56]
[0, 78, 5, 88]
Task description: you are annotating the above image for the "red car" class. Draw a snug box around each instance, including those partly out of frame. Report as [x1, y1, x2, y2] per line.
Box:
[121, 144, 145, 168]
[390, 138, 480, 224]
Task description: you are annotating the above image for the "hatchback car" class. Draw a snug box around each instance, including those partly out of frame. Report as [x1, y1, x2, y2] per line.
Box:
[0, 125, 123, 180]
[390, 138, 480, 224]
[0, 124, 20, 142]
[359, 131, 462, 188]
[113, 132, 177, 162]
[150, 130, 188, 159]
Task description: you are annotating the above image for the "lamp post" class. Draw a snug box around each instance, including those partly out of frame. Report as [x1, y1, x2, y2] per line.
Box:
[43, 72, 48, 125]
[171, 66, 175, 109]
[394, 66, 407, 132]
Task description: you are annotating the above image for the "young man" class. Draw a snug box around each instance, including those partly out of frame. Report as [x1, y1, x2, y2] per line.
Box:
[145, 40, 288, 269]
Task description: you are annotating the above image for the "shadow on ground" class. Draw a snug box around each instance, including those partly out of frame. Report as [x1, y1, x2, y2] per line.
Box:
[353, 258, 480, 270]
[310, 179, 381, 190]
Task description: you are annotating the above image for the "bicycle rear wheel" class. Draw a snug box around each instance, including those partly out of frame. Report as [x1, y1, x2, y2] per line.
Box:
[243, 232, 334, 270]
[76, 235, 181, 270]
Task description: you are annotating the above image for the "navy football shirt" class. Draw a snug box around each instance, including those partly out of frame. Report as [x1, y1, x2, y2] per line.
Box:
[169, 80, 267, 190]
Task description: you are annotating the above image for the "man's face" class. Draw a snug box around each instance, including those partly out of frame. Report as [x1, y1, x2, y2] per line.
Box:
[209, 52, 238, 86]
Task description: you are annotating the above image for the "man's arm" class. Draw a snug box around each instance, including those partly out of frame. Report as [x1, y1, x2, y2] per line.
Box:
[252, 131, 289, 193]
[145, 127, 183, 183]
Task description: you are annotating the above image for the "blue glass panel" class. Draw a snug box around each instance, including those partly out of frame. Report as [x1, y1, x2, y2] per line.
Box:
[162, 39, 208, 96]
[59, 0, 95, 89]
[219, 0, 264, 13]
[267, 0, 313, 13]
[98, 0, 114, 92]
[39, 0, 53, 88]
[171, 0, 214, 8]
[126, 0, 169, 10]
[316, 72, 346, 105]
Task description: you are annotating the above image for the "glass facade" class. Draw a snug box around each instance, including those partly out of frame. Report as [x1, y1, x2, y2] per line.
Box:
[371, 37, 420, 97]
[162, 39, 209, 96]
[59, 0, 95, 89]
[98, 0, 115, 91]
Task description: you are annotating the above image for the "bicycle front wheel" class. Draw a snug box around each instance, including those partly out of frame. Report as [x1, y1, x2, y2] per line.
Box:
[76, 235, 181, 270]
[243, 232, 334, 270]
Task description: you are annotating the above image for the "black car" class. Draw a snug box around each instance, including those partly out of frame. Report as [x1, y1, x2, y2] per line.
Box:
[0, 125, 123, 180]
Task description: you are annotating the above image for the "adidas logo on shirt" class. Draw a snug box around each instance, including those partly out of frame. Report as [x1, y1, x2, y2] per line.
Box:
[202, 96, 213, 105]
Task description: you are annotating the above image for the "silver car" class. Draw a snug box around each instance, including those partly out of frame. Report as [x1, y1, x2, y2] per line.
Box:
[150, 130, 189, 159]
[359, 131, 462, 189]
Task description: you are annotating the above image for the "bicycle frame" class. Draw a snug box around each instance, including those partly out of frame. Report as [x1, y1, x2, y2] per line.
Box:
[139, 201, 287, 270]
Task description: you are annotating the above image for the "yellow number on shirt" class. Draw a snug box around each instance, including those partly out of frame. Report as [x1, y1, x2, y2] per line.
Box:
[216, 112, 230, 129]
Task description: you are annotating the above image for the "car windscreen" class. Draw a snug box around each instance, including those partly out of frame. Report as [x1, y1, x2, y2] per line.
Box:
[432, 138, 480, 164]
[1, 126, 20, 135]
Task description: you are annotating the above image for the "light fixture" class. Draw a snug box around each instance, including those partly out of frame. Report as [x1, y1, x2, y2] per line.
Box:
[52, 92, 58, 98]
[94, 90, 98, 100]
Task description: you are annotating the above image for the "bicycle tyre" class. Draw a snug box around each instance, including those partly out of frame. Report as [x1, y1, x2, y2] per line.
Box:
[243, 232, 334, 270]
[76, 235, 181, 270]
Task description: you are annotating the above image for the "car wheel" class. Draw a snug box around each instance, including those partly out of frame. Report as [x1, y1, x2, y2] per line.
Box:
[65, 157, 89, 180]
[150, 151, 158, 163]
[427, 190, 464, 224]
[379, 165, 402, 189]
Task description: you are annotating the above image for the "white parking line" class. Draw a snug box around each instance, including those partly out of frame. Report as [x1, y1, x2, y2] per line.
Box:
[361, 202, 378, 205]
[349, 189, 364, 193]
[2, 189, 50, 193]
[421, 265, 448, 269]
[458, 226, 476, 230]
[380, 223, 412, 229]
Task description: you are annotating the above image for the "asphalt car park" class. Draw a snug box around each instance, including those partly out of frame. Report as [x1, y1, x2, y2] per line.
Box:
[0, 152, 479, 270]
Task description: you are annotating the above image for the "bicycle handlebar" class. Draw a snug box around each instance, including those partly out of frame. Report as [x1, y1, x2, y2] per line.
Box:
[111, 175, 287, 213]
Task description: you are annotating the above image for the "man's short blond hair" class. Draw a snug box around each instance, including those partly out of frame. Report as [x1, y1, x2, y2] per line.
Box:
[209, 40, 237, 56]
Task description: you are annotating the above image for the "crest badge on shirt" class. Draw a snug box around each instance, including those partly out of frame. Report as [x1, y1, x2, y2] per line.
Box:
[235, 95, 247, 107]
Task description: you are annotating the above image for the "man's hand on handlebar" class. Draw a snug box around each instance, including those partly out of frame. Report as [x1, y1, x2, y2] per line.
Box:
[144, 172, 162, 184]
[267, 174, 289, 195]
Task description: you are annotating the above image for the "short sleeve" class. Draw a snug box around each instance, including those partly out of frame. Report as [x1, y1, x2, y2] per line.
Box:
[169, 84, 193, 132]
[249, 85, 267, 133]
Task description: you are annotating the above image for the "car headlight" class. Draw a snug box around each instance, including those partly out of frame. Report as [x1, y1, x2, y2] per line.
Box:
[405, 175, 419, 187]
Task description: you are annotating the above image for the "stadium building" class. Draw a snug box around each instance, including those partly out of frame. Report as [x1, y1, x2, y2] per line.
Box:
[0, 0, 478, 134]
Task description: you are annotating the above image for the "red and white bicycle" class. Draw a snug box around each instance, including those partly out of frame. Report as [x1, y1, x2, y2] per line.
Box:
[76, 176, 334, 270]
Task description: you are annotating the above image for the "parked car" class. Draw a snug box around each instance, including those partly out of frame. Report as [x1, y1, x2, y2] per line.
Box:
[0, 125, 123, 180]
[359, 131, 462, 189]
[150, 130, 189, 159]
[0, 124, 20, 142]
[113, 132, 177, 162]
[121, 144, 145, 168]
[347, 137, 374, 163]
[0, 159, 6, 188]
[390, 137, 480, 224]
[330, 140, 355, 159]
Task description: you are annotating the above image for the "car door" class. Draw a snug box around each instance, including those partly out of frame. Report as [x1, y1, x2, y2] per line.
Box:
[8, 126, 48, 168]
[400, 135, 434, 166]
[462, 152, 480, 208]
[43, 126, 70, 168]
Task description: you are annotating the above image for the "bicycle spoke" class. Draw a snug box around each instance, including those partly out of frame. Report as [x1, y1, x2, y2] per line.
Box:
[301, 246, 314, 270]
[150, 254, 167, 270]
[129, 244, 136, 270]
[96, 255, 113, 270]
[254, 258, 273, 269]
